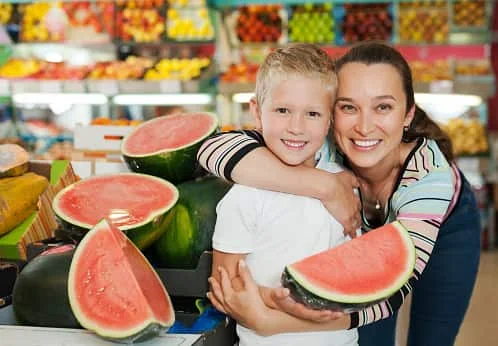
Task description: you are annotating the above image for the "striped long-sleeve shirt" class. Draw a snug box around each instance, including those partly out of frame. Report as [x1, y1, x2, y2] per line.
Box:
[197, 130, 462, 328]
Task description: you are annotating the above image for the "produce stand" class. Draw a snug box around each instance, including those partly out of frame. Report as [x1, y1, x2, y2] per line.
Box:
[0, 251, 237, 346]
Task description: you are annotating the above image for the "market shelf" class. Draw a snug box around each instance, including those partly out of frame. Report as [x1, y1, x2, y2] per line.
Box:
[0, 78, 217, 97]
[219, 77, 496, 99]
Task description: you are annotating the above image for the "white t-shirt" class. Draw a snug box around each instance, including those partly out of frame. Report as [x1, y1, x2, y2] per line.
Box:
[212, 144, 358, 346]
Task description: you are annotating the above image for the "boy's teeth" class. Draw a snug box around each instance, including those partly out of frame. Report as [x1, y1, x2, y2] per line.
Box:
[354, 140, 380, 147]
[283, 140, 306, 148]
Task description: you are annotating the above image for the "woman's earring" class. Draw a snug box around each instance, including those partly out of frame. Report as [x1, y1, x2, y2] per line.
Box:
[402, 125, 410, 142]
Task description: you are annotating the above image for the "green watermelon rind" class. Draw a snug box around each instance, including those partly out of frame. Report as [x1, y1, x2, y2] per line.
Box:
[153, 176, 232, 269]
[12, 249, 81, 328]
[68, 219, 175, 342]
[121, 112, 218, 184]
[283, 221, 416, 309]
[52, 173, 179, 250]
[281, 268, 386, 313]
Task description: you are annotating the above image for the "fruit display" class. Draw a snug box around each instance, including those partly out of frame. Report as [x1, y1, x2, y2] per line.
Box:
[0, 172, 49, 236]
[121, 112, 218, 184]
[87, 56, 154, 80]
[282, 221, 415, 311]
[12, 246, 81, 328]
[220, 62, 259, 83]
[235, 5, 283, 43]
[91, 117, 143, 126]
[0, 3, 13, 24]
[31, 62, 90, 80]
[62, 2, 103, 33]
[116, 0, 165, 42]
[410, 60, 452, 82]
[153, 176, 232, 269]
[0, 143, 29, 178]
[68, 219, 175, 342]
[144, 57, 211, 80]
[455, 60, 492, 76]
[288, 3, 335, 44]
[398, 1, 449, 43]
[340, 3, 393, 43]
[442, 117, 488, 156]
[52, 173, 179, 250]
[166, 7, 214, 41]
[36, 141, 74, 161]
[453, 0, 487, 28]
[20, 2, 68, 42]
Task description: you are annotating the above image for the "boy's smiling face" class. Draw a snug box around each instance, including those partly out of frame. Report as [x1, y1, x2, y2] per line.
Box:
[251, 75, 333, 167]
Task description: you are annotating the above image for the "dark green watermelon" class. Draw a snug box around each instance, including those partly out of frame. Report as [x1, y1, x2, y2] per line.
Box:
[153, 176, 232, 269]
[12, 245, 80, 328]
[121, 112, 218, 184]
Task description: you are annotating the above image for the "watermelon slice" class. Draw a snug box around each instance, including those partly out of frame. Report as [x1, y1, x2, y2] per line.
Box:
[282, 221, 416, 312]
[121, 112, 218, 184]
[52, 173, 179, 250]
[68, 219, 175, 342]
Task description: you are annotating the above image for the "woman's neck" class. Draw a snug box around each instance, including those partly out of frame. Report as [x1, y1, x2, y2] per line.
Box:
[353, 141, 417, 204]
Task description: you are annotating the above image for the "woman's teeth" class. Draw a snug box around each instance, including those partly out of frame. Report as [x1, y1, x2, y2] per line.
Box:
[353, 139, 380, 148]
[282, 140, 306, 148]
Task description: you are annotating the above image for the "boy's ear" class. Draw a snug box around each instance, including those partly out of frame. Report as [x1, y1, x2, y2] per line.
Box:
[249, 97, 263, 129]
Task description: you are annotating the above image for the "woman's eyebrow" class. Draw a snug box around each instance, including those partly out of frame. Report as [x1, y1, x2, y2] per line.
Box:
[374, 95, 396, 101]
[336, 97, 354, 102]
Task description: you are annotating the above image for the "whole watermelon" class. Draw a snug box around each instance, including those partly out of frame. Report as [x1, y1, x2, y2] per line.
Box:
[153, 176, 232, 269]
[12, 245, 80, 328]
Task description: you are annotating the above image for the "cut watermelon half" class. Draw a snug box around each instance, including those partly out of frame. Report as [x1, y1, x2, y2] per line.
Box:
[52, 173, 179, 250]
[121, 112, 218, 184]
[68, 219, 175, 342]
[282, 221, 416, 312]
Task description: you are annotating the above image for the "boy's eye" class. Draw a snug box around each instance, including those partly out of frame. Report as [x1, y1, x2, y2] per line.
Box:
[276, 108, 289, 114]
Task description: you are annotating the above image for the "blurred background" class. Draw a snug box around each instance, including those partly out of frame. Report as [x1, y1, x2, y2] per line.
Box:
[0, 1, 496, 343]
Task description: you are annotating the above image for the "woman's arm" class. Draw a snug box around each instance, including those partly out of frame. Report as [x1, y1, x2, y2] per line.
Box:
[197, 130, 361, 234]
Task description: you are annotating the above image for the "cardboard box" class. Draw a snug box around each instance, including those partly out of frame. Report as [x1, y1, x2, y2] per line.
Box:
[0, 161, 79, 260]
[71, 125, 133, 177]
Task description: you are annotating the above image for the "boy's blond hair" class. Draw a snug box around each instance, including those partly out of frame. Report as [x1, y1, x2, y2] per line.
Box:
[255, 43, 337, 108]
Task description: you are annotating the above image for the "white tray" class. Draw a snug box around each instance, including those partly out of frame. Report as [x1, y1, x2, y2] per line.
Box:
[1, 325, 201, 346]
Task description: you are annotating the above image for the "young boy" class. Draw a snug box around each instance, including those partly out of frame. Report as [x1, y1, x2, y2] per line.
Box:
[211, 43, 358, 346]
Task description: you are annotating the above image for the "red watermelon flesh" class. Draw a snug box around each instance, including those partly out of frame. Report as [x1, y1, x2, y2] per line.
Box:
[122, 113, 217, 156]
[54, 174, 177, 229]
[68, 219, 174, 342]
[283, 221, 415, 310]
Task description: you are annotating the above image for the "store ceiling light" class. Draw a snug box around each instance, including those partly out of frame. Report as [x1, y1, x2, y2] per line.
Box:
[232, 93, 254, 104]
[13, 93, 108, 105]
[113, 94, 213, 106]
[414, 93, 483, 107]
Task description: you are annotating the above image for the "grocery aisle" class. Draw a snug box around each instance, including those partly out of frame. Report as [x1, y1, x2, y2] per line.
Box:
[455, 250, 498, 346]
[397, 250, 498, 346]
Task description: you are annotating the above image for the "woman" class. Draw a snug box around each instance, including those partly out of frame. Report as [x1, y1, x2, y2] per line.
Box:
[198, 42, 481, 346]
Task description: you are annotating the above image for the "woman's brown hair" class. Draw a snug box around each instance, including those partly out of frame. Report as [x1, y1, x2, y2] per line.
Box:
[335, 42, 454, 162]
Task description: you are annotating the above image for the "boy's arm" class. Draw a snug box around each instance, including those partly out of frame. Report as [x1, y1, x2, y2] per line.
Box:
[211, 250, 247, 292]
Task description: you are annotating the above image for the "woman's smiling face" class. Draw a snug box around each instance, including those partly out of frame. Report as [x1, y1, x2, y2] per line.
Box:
[333, 62, 414, 170]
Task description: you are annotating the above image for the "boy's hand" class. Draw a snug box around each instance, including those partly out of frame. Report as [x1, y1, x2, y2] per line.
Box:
[269, 288, 345, 323]
[320, 171, 361, 237]
[207, 260, 270, 332]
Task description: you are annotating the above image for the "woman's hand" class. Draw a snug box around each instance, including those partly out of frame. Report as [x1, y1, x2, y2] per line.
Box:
[320, 170, 362, 238]
[207, 260, 271, 332]
[267, 287, 345, 323]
